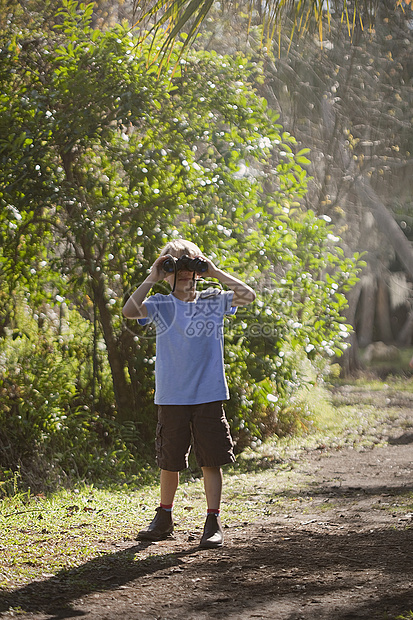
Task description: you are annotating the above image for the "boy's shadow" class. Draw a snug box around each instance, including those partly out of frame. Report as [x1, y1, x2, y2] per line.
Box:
[0, 540, 199, 618]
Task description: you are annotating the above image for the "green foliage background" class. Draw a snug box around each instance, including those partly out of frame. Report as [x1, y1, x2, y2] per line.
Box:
[0, 1, 362, 493]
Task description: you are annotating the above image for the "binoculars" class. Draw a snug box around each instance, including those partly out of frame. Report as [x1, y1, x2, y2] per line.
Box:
[162, 254, 208, 274]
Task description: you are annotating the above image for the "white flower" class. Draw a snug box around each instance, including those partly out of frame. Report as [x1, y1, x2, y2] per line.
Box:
[259, 137, 272, 149]
[327, 233, 340, 242]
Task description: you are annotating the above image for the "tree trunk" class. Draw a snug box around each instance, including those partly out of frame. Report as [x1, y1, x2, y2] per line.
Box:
[396, 310, 413, 347]
[92, 276, 135, 422]
[355, 178, 413, 281]
[321, 94, 413, 285]
[357, 275, 376, 348]
[376, 277, 393, 344]
[340, 280, 363, 376]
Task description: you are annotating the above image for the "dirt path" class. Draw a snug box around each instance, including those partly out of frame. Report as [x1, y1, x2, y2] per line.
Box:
[1, 393, 413, 620]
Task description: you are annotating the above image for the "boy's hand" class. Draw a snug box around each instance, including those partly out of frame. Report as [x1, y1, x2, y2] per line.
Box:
[198, 256, 256, 306]
[199, 256, 220, 278]
[149, 255, 171, 282]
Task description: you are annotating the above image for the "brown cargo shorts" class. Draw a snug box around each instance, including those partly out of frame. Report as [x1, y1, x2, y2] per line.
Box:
[155, 401, 235, 472]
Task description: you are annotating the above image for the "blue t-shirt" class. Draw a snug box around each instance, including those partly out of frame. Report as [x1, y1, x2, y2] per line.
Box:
[138, 291, 236, 405]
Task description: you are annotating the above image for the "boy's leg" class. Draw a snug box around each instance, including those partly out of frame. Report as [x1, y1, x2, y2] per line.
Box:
[200, 466, 224, 548]
[160, 469, 179, 506]
[202, 466, 222, 511]
[137, 469, 178, 541]
[137, 405, 192, 542]
[191, 402, 235, 549]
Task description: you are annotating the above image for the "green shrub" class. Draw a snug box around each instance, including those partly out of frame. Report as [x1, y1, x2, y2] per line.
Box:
[0, 302, 150, 493]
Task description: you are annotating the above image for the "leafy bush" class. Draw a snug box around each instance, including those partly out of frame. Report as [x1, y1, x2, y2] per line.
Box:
[0, 300, 150, 494]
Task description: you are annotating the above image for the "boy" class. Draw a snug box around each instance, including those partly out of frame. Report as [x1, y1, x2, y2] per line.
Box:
[122, 239, 255, 548]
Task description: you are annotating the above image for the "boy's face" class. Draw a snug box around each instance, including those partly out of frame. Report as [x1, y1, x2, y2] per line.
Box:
[164, 251, 199, 292]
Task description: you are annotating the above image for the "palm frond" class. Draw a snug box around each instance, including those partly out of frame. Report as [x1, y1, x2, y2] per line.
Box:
[132, 0, 386, 68]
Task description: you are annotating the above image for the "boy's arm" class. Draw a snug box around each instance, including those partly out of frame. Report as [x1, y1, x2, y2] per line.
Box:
[122, 256, 166, 319]
[204, 260, 256, 306]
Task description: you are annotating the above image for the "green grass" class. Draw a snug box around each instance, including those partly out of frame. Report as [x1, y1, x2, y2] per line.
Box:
[1, 379, 413, 592]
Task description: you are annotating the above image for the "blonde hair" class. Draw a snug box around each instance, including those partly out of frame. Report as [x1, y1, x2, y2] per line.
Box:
[160, 239, 202, 258]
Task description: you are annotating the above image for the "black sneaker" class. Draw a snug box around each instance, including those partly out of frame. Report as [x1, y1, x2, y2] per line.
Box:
[137, 507, 174, 541]
[199, 514, 223, 549]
